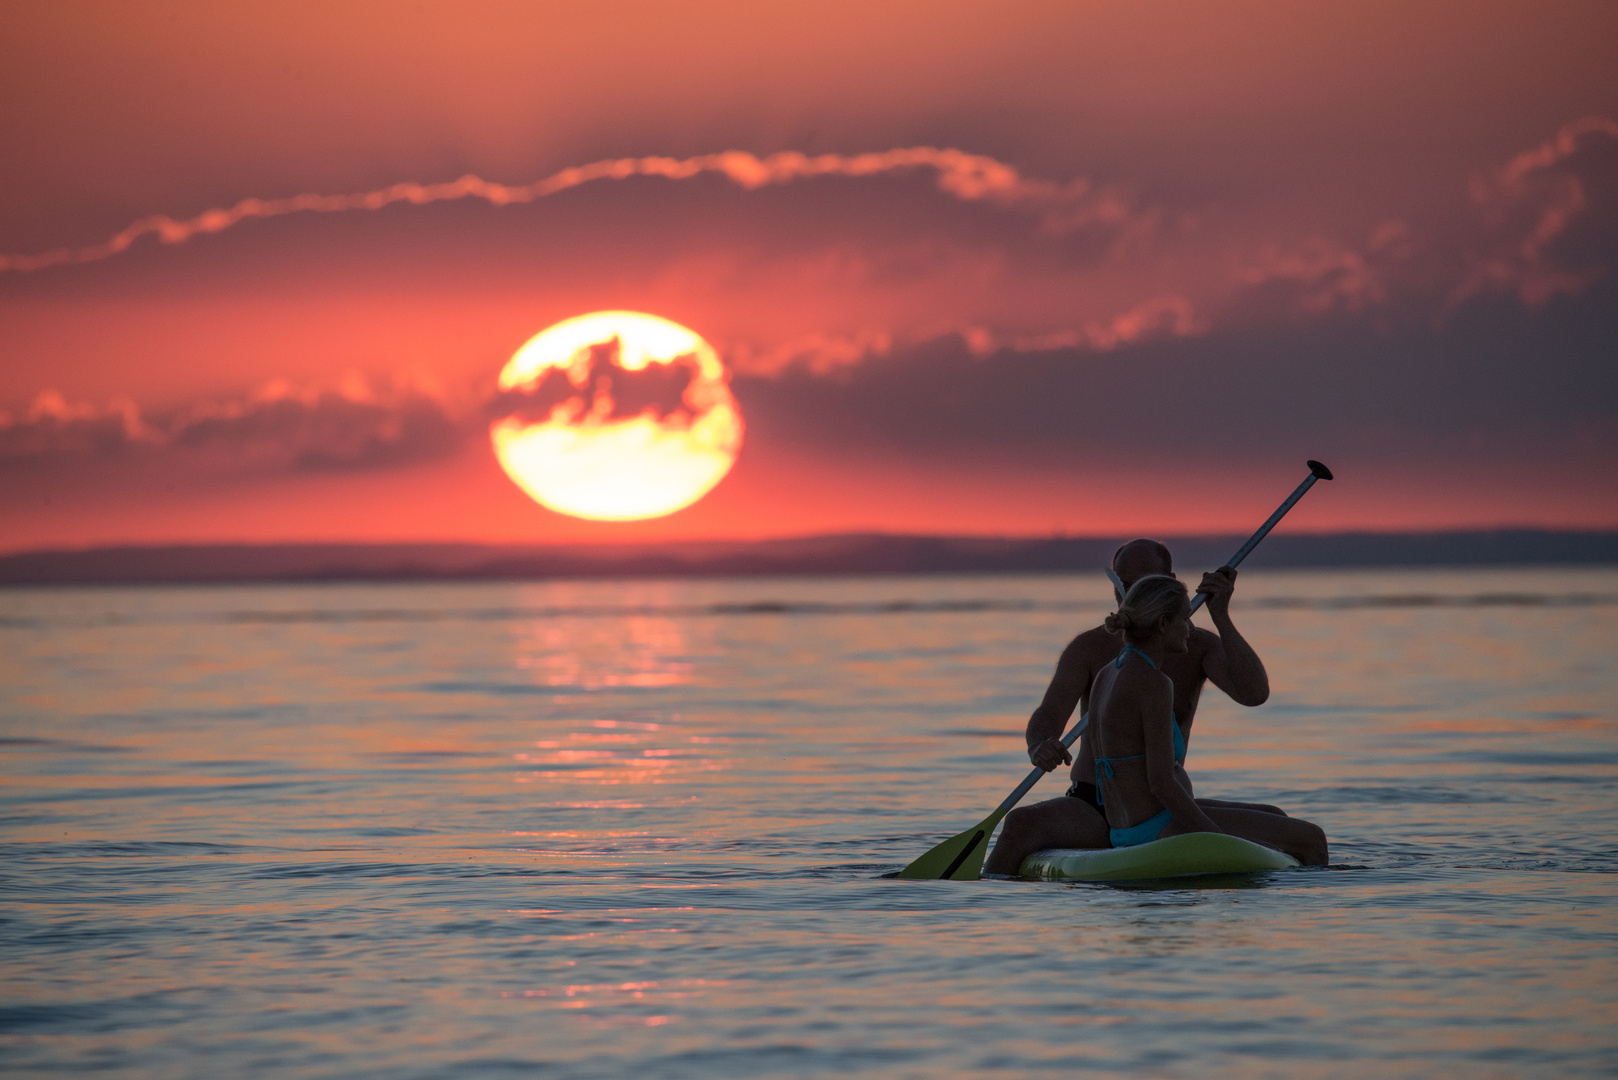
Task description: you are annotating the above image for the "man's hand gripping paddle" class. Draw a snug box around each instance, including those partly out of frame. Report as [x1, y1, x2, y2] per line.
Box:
[895, 460, 1333, 880]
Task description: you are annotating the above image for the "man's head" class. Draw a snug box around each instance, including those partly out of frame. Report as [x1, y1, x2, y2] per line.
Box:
[1109, 539, 1174, 600]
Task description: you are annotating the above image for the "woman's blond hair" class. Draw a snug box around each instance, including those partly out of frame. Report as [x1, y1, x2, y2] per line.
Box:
[1104, 574, 1191, 642]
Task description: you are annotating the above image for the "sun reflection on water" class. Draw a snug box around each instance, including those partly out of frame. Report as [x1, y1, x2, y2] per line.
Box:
[515, 612, 695, 689]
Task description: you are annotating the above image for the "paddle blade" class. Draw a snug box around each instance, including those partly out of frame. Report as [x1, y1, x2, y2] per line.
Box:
[896, 807, 1009, 880]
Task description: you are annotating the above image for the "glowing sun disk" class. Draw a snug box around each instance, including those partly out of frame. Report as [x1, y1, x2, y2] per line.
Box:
[491, 312, 744, 521]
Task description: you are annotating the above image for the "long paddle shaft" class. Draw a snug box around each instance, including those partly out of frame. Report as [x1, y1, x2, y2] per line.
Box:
[1007, 460, 1335, 799]
[896, 459, 1333, 880]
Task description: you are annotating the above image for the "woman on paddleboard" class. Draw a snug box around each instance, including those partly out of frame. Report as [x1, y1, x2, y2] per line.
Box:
[1089, 575, 1328, 865]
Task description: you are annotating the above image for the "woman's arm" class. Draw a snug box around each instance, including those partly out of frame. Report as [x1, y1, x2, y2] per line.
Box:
[1142, 678, 1223, 833]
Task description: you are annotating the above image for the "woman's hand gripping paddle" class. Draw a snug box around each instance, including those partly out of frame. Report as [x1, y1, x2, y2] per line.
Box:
[895, 460, 1333, 880]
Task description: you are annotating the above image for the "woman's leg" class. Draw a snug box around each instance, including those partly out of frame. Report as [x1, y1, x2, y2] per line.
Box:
[1164, 806, 1328, 866]
[983, 796, 1110, 876]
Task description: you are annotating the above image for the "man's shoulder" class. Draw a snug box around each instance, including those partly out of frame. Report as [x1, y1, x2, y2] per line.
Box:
[1163, 627, 1220, 679]
[1184, 625, 1222, 662]
[1059, 625, 1119, 666]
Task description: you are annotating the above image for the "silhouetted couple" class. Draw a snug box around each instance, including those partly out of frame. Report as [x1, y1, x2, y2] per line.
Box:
[984, 540, 1327, 875]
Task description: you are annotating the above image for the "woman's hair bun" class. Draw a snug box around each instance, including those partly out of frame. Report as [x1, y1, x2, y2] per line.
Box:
[1108, 574, 1190, 643]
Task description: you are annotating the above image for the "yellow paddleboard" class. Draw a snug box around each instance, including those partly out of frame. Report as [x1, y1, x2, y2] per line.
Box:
[1020, 832, 1298, 882]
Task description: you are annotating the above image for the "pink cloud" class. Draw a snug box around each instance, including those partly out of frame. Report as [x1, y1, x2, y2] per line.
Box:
[0, 374, 469, 472]
[1238, 237, 1393, 316]
[722, 295, 1200, 377]
[0, 390, 160, 459]
[1005, 296, 1202, 352]
[0, 147, 1135, 274]
[1222, 116, 1618, 323]
[1452, 115, 1618, 308]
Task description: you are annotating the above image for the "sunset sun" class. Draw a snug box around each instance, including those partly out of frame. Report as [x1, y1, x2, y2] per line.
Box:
[490, 312, 744, 521]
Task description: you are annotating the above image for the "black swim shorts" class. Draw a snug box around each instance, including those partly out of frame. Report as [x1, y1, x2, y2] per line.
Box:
[1065, 780, 1101, 811]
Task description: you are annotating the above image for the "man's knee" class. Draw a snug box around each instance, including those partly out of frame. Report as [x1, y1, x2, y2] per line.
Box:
[1295, 821, 1328, 865]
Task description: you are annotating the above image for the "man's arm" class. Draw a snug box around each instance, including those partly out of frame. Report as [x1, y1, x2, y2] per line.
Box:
[1197, 567, 1270, 707]
[1024, 637, 1090, 771]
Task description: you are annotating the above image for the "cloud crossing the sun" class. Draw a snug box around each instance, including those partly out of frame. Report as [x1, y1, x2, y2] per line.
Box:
[0, 147, 1114, 273]
[0, 290, 1205, 472]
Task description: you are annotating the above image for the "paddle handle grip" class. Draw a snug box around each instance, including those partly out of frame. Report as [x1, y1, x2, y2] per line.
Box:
[1188, 460, 1332, 615]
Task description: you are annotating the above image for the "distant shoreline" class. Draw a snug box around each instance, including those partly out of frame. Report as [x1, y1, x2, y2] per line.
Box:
[2, 530, 1615, 586]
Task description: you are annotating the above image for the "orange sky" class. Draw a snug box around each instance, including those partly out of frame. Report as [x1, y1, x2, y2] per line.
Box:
[2, 1, 1616, 550]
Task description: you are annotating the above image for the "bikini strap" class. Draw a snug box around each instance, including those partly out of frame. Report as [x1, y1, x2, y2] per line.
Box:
[1094, 752, 1144, 805]
[1115, 643, 1158, 670]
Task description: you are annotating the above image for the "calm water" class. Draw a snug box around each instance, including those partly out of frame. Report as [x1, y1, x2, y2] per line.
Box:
[3, 568, 1616, 1078]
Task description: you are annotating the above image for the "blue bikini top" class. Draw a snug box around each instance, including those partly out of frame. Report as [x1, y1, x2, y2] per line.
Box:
[1117, 642, 1157, 672]
[1094, 644, 1187, 805]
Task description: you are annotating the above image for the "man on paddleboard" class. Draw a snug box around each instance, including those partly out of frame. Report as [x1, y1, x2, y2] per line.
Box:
[983, 538, 1288, 875]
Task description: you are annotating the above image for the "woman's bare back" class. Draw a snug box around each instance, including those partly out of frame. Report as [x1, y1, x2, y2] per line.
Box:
[1089, 645, 1216, 839]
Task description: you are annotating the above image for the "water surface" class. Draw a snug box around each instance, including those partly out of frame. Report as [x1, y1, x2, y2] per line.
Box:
[3, 568, 1615, 1077]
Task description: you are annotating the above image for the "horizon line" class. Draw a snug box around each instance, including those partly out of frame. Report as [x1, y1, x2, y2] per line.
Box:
[7, 524, 1618, 558]
[4, 529, 1615, 587]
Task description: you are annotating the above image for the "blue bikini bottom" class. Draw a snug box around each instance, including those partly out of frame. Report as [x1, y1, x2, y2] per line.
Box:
[1109, 808, 1174, 848]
